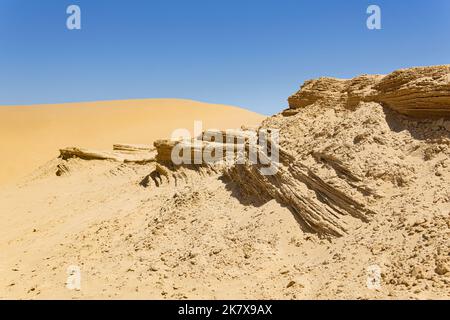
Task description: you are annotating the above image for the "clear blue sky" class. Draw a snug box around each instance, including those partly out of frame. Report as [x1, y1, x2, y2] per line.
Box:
[0, 0, 449, 114]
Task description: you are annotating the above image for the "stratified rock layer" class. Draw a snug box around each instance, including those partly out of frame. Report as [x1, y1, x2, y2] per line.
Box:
[60, 146, 156, 163]
[232, 65, 450, 237]
[288, 65, 450, 117]
[27, 65, 448, 299]
[57, 66, 449, 239]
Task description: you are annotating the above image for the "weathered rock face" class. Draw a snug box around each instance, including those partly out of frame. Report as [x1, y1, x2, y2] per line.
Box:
[374, 66, 450, 117]
[225, 147, 376, 237]
[57, 66, 450, 239]
[232, 65, 450, 237]
[153, 129, 256, 163]
[59, 145, 156, 163]
[288, 65, 450, 118]
[143, 66, 449, 237]
[112, 143, 154, 153]
[151, 131, 379, 236]
[43, 65, 449, 299]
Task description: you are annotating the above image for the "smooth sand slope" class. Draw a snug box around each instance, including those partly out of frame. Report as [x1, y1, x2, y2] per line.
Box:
[0, 99, 264, 185]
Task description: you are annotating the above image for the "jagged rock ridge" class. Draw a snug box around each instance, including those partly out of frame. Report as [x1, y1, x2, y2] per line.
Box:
[56, 65, 449, 239]
[288, 65, 450, 117]
[229, 65, 449, 236]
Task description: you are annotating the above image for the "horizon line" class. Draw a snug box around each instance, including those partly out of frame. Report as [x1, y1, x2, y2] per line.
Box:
[0, 97, 272, 116]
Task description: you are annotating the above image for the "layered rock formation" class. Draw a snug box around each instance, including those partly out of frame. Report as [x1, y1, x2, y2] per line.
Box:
[37, 65, 449, 299]
[57, 65, 449, 239]
[233, 65, 449, 237]
[225, 147, 376, 237]
[60, 144, 156, 163]
[288, 65, 450, 117]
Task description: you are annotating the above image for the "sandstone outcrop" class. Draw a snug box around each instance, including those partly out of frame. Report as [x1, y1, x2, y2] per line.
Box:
[58, 66, 449, 239]
[112, 143, 154, 152]
[242, 65, 449, 236]
[154, 129, 256, 163]
[288, 65, 450, 117]
[143, 66, 449, 237]
[60, 146, 156, 163]
[225, 146, 376, 236]
[37, 65, 449, 300]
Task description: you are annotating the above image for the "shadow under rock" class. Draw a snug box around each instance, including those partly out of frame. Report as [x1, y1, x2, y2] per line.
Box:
[383, 106, 450, 141]
[219, 174, 317, 236]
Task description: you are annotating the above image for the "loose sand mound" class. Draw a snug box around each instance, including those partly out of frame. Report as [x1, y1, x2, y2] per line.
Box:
[0, 66, 448, 299]
[0, 99, 264, 185]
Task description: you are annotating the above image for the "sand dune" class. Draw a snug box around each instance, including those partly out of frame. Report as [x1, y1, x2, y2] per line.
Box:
[0, 99, 264, 185]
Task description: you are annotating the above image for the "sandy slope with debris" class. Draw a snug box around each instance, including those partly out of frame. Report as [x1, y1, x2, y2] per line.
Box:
[0, 66, 449, 300]
[0, 99, 264, 185]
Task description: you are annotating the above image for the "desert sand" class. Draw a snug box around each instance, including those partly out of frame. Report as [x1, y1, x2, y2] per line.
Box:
[0, 66, 449, 300]
[0, 99, 264, 185]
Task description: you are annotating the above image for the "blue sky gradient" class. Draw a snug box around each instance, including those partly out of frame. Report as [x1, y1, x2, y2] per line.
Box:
[0, 0, 449, 114]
